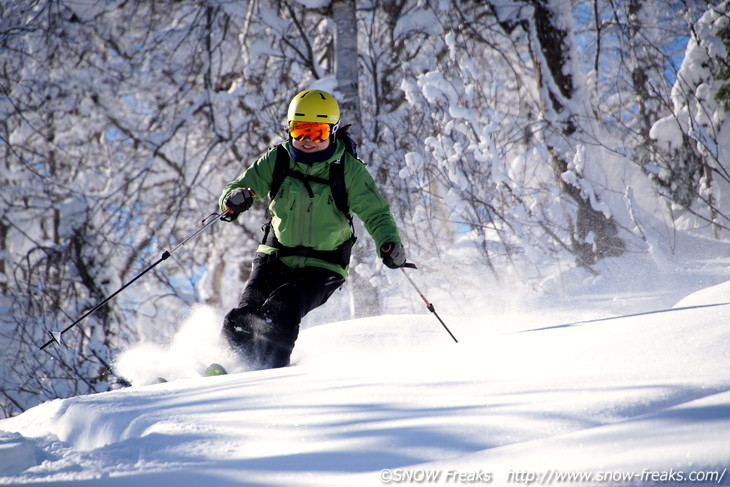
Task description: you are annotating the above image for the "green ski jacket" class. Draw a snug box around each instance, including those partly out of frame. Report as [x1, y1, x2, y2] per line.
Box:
[219, 139, 401, 278]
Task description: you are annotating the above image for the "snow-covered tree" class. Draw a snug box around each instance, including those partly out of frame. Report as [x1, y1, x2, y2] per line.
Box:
[1, 0, 726, 418]
[0, 0, 271, 416]
[650, 1, 730, 238]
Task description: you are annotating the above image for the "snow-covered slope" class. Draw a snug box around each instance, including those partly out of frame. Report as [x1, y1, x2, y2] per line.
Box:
[2, 283, 730, 486]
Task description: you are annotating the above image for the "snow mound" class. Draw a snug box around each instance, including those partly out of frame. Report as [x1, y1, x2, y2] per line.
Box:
[1, 294, 729, 485]
[0, 433, 38, 476]
[674, 279, 730, 308]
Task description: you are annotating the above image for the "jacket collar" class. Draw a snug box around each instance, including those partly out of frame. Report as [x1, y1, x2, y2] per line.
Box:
[287, 138, 342, 165]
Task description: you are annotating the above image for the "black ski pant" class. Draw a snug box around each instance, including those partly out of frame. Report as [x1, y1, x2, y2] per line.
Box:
[222, 255, 345, 369]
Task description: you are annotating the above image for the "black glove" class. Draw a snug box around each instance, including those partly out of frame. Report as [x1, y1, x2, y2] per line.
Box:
[381, 242, 406, 269]
[222, 188, 254, 222]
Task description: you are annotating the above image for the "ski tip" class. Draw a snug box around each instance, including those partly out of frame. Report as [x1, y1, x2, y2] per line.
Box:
[203, 363, 227, 376]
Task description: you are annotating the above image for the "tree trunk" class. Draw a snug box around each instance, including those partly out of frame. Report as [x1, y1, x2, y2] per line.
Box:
[332, 0, 380, 317]
[332, 0, 362, 141]
[529, 0, 624, 264]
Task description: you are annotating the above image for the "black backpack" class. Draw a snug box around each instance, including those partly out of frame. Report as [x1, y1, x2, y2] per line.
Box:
[261, 126, 360, 267]
[268, 125, 359, 218]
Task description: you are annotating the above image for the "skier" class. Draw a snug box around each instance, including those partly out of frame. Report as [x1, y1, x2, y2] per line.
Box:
[218, 89, 407, 370]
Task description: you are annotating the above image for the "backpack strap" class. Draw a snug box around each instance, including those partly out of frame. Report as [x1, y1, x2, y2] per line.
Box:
[329, 155, 351, 223]
[264, 238, 356, 269]
[260, 144, 288, 246]
[269, 144, 290, 199]
[337, 123, 358, 158]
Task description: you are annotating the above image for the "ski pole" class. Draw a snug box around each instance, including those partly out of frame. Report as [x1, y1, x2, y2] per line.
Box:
[40, 209, 231, 350]
[400, 265, 458, 343]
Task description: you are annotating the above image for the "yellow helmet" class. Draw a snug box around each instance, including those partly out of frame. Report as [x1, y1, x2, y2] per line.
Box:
[287, 89, 340, 125]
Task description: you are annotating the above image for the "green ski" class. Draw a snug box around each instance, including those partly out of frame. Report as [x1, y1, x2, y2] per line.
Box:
[203, 363, 228, 376]
[154, 363, 227, 384]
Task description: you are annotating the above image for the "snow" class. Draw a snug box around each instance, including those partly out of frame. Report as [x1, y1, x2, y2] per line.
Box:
[292, 0, 332, 9]
[2, 275, 730, 485]
[2, 4, 730, 484]
[394, 8, 443, 39]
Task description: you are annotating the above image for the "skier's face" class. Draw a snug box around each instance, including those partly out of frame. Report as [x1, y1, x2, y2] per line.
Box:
[291, 136, 330, 153]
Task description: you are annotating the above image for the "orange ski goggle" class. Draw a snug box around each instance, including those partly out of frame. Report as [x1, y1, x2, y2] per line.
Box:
[289, 121, 332, 143]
